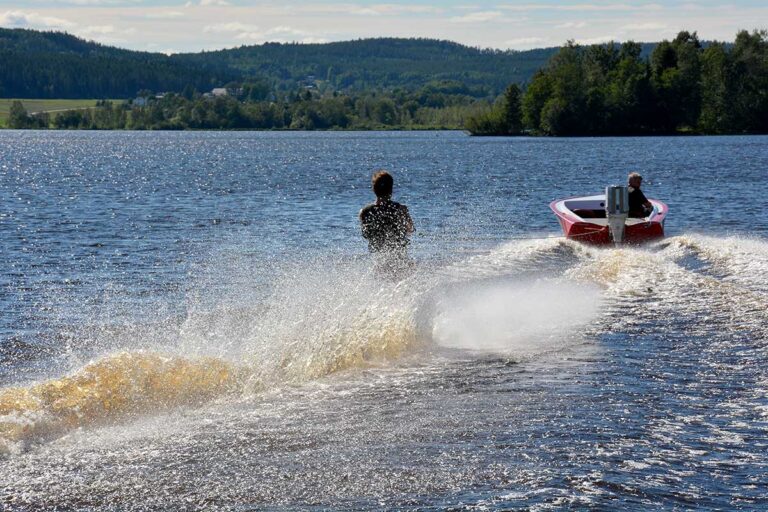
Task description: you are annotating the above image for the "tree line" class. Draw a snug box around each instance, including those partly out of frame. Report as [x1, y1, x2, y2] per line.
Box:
[6, 29, 766, 134]
[5, 84, 486, 130]
[468, 29, 768, 135]
[176, 38, 558, 96]
[0, 29, 234, 99]
[1, 28, 554, 99]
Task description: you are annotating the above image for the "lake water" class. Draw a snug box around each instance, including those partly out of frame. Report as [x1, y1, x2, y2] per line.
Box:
[1, 131, 767, 510]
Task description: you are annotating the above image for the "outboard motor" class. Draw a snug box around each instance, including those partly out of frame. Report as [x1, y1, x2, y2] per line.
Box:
[605, 185, 629, 245]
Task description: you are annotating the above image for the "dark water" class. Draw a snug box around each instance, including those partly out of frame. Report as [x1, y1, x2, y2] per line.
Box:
[1, 131, 767, 510]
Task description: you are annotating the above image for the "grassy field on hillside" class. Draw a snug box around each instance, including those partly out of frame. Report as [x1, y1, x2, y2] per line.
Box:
[0, 99, 110, 124]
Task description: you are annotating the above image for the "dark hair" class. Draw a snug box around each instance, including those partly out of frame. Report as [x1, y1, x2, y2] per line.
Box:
[372, 170, 394, 198]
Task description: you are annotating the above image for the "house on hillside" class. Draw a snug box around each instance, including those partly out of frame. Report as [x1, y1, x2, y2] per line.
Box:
[299, 75, 318, 90]
[208, 87, 245, 99]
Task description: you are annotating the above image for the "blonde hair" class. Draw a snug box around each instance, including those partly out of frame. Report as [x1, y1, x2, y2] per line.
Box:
[628, 172, 643, 181]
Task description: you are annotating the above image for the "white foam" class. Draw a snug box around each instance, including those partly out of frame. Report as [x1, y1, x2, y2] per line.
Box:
[431, 279, 602, 354]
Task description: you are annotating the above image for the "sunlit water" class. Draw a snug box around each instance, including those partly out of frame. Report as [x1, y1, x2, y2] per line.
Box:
[1, 131, 767, 510]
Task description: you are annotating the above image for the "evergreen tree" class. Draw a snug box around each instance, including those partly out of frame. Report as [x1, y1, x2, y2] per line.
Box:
[606, 42, 652, 134]
[502, 84, 523, 134]
[181, 84, 197, 100]
[465, 83, 522, 135]
[649, 32, 702, 131]
[516, 29, 766, 136]
[699, 43, 731, 133]
[730, 30, 768, 132]
[521, 70, 554, 133]
[8, 100, 29, 128]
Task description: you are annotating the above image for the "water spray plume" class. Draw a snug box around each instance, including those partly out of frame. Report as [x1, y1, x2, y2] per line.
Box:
[4, 234, 766, 456]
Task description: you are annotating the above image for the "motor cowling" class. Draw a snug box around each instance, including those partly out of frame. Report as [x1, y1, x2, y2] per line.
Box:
[605, 185, 629, 244]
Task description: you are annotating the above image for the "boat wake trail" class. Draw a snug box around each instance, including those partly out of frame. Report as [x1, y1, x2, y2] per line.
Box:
[568, 234, 768, 337]
[2, 234, 766, 455]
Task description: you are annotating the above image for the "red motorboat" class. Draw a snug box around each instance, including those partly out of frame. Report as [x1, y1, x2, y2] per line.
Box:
[550, 187, 668, 245]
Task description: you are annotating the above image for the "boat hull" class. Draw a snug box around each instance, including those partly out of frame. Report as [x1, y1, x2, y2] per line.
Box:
[550, 195, 667, 245]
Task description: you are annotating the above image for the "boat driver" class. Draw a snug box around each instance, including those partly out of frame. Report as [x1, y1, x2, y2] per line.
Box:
[359, 170, 414, 276]
[628, 172, 653, 218]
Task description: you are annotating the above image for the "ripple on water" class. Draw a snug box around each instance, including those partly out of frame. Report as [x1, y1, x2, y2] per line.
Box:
[1, 133, 768, 509]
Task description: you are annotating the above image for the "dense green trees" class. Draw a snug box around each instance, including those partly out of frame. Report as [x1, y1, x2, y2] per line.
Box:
[51, 101, 126, 129]
[37, 84, 484, 130]
[515, 39, 657, 135]
[1, 28, 555, 100]
[5, 27, 766, 134]
[6, 100, 48, 128]
[723, 30, 768, 132]
[464, 84, 523, 135]
[0, 30, 234, 99]
[177, 38, 556, 96]
[471, 29, 768, 135]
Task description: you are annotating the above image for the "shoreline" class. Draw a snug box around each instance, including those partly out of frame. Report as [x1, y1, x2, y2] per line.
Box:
[2, 127, 767, 137]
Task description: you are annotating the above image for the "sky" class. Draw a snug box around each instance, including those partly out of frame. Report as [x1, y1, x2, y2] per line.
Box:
[0, 0, 766, 54]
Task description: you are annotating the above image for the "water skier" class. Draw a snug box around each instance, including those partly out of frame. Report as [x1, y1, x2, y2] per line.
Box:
[359, 170, 414, 277]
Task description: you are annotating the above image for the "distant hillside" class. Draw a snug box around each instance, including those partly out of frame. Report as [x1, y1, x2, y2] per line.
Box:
[0, 28, 559, 99]
[0, 29, 238, 98]
[174, 38, 560, 96]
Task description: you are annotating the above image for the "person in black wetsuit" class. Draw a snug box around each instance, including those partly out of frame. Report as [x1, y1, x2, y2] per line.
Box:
[359, 170, 414, 276]
[628, 172, 653, 218]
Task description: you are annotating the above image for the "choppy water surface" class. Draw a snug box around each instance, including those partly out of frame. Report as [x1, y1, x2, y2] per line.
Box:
[1, 131, 767, 510]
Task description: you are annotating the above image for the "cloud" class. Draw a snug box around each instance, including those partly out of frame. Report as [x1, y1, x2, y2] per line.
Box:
[294, 37, 329, 44]
[280, 4, 442, 16]
[556, 21, 588, 29]
[234, 32, 262, 40]
[576, 34, 618, 44]
[145, 11, 186, 20]
[72, 24, 139, 45]
[0, 10, 76, 29]
[354, 4, 443, 15]
[265, 26, 310, 36]
[499, 3, 642, 12]
[505, 36, 548, 47]
[678, 2, 720, 9]
[349, 7, 381, 15]
[203, 22, 259, 33]
[185, 0, 231, 6]
[232, 25, 327, 44]
[56, 0, 141, 4]
[235, 33, 328, 44]
[449, 11, 503, 23]
[620, 22, 668, 31]
[79, 25, 116, 35]
[4, 0, 766, 54]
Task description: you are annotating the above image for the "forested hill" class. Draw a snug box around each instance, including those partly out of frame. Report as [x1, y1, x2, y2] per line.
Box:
[0, 29, 238, 98]
[173, 39, 559, 95]
[0, 28, 560, 99]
